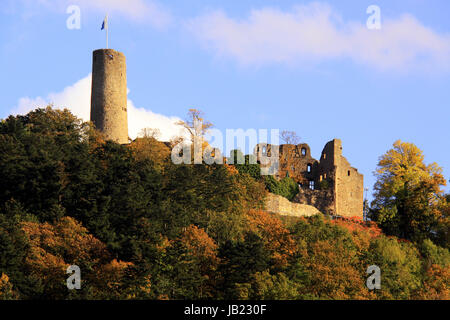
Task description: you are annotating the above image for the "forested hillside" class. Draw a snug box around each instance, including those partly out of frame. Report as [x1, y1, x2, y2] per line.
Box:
[0, 107, 448, 300]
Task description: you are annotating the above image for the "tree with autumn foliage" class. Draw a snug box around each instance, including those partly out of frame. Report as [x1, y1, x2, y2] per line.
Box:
[370, 140, 447, 244]
[246, 210, 296, 270]
[21, 216, 133, 299]
[176, 109, 213, 144]
[129, 134, 171, 172]
[288, 215, 378, 299]
[0, 274, 18, 300]
[0, 107, 448, 300]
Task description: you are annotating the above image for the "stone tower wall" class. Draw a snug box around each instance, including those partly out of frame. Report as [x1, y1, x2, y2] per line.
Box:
[90, 49, 128, 144]
[276, 144, 318, 185]
[331, 139, 364, 218]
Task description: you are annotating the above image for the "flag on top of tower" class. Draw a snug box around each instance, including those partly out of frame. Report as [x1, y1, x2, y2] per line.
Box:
[101, 15, 108, 30]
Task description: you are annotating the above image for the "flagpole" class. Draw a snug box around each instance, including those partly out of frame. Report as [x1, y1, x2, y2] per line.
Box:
[106, 14, 109, 49]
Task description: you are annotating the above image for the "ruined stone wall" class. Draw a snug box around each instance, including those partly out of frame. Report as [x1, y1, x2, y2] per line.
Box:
[266, 193, 322, 217]
[91, 49, 128, 144]
[331, 139, 364, 218]
[256, 138, 363, 218]
[276, 144, 318, 184]
[293, 187, 335, 215]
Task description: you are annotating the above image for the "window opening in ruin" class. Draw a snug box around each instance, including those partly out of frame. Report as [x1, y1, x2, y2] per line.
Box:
[307, 164, 312, 173]
[309, 180, 315, 190]
[262, 146, 266, 154]
[301, 148, 306, 156]
[348, 170, 350, 176]
[323, 153, 326, 159]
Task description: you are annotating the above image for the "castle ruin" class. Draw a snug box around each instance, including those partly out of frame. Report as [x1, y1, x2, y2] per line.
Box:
[88, 49, 362, 218]
[90, 49, 128, 144]
[256, 139, 364, 218]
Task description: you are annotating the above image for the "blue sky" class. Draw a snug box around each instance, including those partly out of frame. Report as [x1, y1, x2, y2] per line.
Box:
[1, 0, 449, 197]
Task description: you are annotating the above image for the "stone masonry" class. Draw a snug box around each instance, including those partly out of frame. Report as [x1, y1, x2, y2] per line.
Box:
[256, 139, 364, 218]
[265, 193, 322, 217]
[90, 49, 128, 144]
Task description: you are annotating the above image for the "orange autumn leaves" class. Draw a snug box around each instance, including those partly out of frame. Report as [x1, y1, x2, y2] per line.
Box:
[21, 217, 132, 298]
[0, 273, 18, 299]
[179, 225, 219, 271]
[246, 209, 296, 269]
[246, 210, 381, 299]
[12, 211, 448, 300]
[416, 264, 449, 300]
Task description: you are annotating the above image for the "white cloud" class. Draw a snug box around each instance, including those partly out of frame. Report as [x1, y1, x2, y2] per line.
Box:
[187, 2, 450, 71]
[12, 74, 187, 141]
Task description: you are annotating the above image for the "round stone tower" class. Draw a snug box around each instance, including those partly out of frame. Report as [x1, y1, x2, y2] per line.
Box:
[90, 49, 128, 144]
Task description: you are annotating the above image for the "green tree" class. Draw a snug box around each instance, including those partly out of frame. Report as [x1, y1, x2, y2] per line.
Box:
[264, 176, 299, 201]
[370, 140, 447, 243]
[229, 149, 261, 180]
[365, 236, 422, 299]
[217, 232, 271, 299]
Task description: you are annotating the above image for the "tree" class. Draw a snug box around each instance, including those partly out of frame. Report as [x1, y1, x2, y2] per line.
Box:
[289, 215, 376, 299]
[370, 140, 447, 243]
[246, 210, 296, 270]
[21, 216, 133, 299]
[0, 274, 18, 300]
[0, 212, 32, 299]
[365, 236, 422, 299]
[280, 130, 301, 145]
[177, 225, 219, 298]
[230, 149, 261, 180]
[414, 264, 449, 299]
[176, 109, 215, 164]
[217, 232, 270, 299]
[129, 135, 171, 172]
[176, 109, 213, 144]
[237, 271, 300, 300]
[138, 128, 161, 140]
[264, 175, 299, 201]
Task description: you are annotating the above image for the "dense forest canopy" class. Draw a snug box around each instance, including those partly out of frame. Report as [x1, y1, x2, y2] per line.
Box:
[0, 107, 448, 300]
